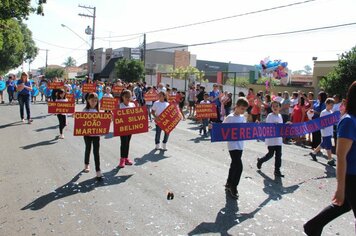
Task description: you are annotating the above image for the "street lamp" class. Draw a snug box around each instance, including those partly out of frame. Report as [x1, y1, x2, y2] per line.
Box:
[61, 24, 91, 47]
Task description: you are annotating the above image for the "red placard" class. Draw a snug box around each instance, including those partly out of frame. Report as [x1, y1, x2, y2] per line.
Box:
[66, 94, 75, 103]
[195, 103, 218, 119]
[73, 112, 112, 136]
[155, 104, 181, 134]
[113, 106, 149, 136]
[100, 97, 119, 111]
[112, 85, 125, 94]
[144, 92, 159, 101]
[48, 101, 75, 114]
[168, 94, 178, 103]
[48, 82, 64, 90]
[82, 83, 96, 93]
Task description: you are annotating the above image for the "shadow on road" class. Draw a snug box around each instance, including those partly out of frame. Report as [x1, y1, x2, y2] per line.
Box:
[21, 168, 132, 211]
[20, 137, 58, 150]
[134, 149, 169, 166]
[188, 135, 210, 143]
[187, 172, 301, 235]
[0, 121, 23, 129]
[34, 125, 58, 132]
[31, 114, 52, 120]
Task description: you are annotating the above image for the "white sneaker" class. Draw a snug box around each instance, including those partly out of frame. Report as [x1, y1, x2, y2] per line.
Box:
[155, 144, 160, 150]
[162, 143, 167, 151]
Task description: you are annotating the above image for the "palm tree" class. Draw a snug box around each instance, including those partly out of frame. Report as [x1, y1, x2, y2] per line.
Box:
[63, 56, 77, 67]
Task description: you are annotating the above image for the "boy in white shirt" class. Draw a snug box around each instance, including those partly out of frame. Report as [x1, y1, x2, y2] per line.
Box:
[199, 93, 210, 136]
[309, 98, 335, 166]
[223, 97, 249, 199]
[257, 101, 284, 177]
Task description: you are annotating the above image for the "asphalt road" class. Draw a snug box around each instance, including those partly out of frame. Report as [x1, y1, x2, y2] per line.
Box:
[0, 99, 353, 236]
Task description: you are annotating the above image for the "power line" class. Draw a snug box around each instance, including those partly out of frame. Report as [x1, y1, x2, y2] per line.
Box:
[146, 22, 356, 51]
[33, 37, 88, 50]
[98, 0, 317, 39]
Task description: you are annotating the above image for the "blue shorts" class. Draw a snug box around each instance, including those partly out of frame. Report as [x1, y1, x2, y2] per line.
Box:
[320, 136, 332, 150]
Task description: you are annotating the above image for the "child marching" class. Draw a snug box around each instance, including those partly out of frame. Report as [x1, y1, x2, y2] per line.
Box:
[223, 97, 249, 199]
[82, 92, 103, 180]
[56, 89, 68, 139]
[199, 93, 210, 136]
[151, 91, 170, 150]
[256, 100, 285, 177]
[118, 90, 135, 168]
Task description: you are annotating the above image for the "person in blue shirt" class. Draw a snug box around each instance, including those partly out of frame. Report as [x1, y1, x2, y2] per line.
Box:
[311, 91, 327, 150]
[16, 72, 33, 124]
[209, 84, 222, 122]
[304, 81, 356, 235]
[6, 75, 16, 104]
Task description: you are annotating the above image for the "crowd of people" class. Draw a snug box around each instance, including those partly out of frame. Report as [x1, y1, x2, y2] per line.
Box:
[1, 72, 355, 235]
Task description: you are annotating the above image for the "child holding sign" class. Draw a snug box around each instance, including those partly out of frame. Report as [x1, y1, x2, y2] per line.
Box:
[152, 91, 170, 150]
[257, 101, 285, 177]
[118, 90, 135, 168]
[82, 92, 103, 180]
[56, 89, 68, 139]
[223, 97, 249, 199]
[199, 93, 210, 136]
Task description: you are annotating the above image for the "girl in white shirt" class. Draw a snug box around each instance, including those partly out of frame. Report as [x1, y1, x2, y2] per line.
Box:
[118, 90, 135, 168]
[151, 91, 170, 150]
[82, 92, 103, 181]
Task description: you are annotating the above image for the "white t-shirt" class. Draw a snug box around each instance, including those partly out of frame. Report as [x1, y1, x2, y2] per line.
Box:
[265, 113, 283, 146]
[332, 103, 341, 113]
[223, 113, 246, 151]
[152, 101, 169, 116]
[120, 102, 135, 109]
[103, 93, 113, 98]
[289, 98, 299, 114]
[200, 100, 210, 104]
[321, 109, 333, 137]
[274, 96, 283, 103]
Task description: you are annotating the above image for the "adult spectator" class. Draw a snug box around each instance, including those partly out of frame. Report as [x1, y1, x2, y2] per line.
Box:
[246, 88, 255, 121]
[0, 76, 4, 104]
[304, 81, 356, 235]
[16, 72, 33, 124]
[187, 85, 197, 118]
[196, 86, 205, 104]
[332, 94, 342, 150]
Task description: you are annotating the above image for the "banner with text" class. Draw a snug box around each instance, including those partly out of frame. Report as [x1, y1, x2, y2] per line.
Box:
[112, 85, 125, 94]
[100, 97, 119, 111]
[66, 94, 75, 103]
[82, 83, 96, 93]
[196, 104, 217, 119]
[155, 104, 181, 134]
[73, 112, 112, 136]
[211, 111, 341, 142]
[48, 102, 75, 114]
[47, 82, 64, 90]
[144, 92, 159, 102]
[113, 106, 148, 136]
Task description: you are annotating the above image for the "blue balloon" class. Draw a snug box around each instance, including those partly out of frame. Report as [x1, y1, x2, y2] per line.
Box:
[98, 91, 103, 101]
[39, 84, 46, 93]
[31, 87, 39, 96]
[75, 89, 82, 99]
[0, 81, 5, 91]
[44, 87, 52, 97]
[281, 62, 288, 68]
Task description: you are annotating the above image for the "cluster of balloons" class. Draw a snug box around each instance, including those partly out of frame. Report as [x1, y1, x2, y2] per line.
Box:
[256, 57, 289, 80]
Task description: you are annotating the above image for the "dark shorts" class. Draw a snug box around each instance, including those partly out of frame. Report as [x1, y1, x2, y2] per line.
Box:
[282, 114, 290, 123]
[188, 101, 195, 107]
[320, 136, 332, 150]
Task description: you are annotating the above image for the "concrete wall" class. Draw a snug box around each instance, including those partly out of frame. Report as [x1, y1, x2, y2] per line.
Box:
[312, 60, 338, 93]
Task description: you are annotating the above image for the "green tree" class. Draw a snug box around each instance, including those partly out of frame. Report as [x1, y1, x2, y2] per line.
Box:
[0, 0, 47, 20]
[0, 20, 38, 74]
[44, 67, 65, 79]
[63, 56, 77, 67]
[304, 65, 312, 75]
[319, 46, 356, 98]
[115, 59, 145, 82]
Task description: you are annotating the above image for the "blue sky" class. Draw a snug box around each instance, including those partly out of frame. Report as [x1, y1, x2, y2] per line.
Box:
[22, 0, 356, 72]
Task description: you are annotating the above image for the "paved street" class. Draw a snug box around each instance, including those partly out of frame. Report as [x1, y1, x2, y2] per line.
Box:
[0, 101, 353, 236]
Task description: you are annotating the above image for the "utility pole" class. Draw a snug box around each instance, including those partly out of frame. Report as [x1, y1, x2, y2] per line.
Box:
[79, 5, 96, 80]
[141, 33, 146, 82]
[45, 49, 48, 68]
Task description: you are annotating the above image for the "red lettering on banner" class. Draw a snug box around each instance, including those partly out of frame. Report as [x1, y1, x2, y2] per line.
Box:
[221, 129, 230, 140]
[73, 112, 112, 136]
[144, 92, 159, 102]
[48, 102, 75, 114]
[155, 104, 181, 134]
[240, 128, 245, 139]
[112, 86, 125, 94]
[113, 106, 148, 136]
[196, 104, 218, 119]
[231, 128, 238, 140]
[82, 83, 96, 93]
[246, 128, 251, 139]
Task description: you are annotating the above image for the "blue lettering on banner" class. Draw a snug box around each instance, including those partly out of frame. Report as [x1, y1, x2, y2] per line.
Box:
[211, 111, 341, 142]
